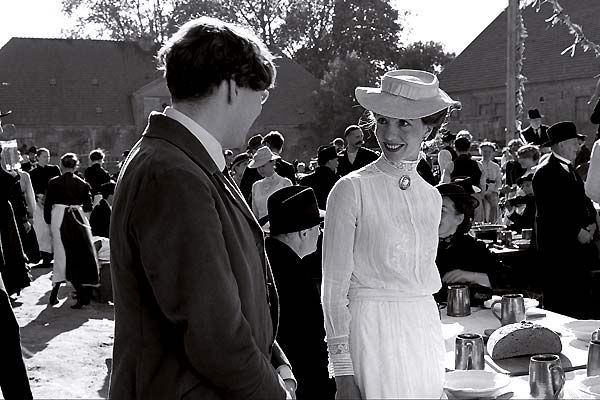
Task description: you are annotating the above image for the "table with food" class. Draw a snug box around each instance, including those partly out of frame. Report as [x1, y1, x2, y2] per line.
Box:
[441, 293, 600, 399]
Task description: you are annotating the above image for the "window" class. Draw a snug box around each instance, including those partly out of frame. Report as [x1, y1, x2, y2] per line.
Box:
[479, 104, 491, 116]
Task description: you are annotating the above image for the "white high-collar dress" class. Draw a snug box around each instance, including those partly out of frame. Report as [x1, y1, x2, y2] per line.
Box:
[322, 155, 445, 398]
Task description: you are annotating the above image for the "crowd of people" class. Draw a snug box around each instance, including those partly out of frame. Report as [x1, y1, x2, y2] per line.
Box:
[2, 15, 600, 400]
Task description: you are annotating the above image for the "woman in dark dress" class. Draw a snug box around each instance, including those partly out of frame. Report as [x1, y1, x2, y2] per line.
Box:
[435, 180, 504, 305]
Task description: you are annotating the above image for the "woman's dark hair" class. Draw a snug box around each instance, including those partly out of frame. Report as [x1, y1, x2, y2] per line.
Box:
[445, 192, 478, 235]
[157, 17, 276, 102]
[61, 153, 79, 169]
[359, 108, 449, 140]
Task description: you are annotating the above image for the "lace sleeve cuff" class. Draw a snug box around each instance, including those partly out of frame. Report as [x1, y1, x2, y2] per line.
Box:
[327, 342, 354, 377]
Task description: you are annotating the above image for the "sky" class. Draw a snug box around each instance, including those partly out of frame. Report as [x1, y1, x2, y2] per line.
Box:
[0, 0, 508, 55]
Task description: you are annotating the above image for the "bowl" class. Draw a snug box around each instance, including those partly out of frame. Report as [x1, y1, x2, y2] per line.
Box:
[564, 320, 600, 342]
[444, 370, 510, 399]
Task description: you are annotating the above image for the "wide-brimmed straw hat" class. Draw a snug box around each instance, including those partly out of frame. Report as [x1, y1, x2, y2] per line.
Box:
[248, 146, 280, 169]
[355, 70, 460, 119]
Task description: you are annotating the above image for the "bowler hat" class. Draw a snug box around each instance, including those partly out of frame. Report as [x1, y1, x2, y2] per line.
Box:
[317, 145, 338, 165]
[355, 70, 460, 119]
[528, 109, 543, 119]
[0, 109, 12, 118]
[248, 146, 280, 169]
[543, 121, 584, 147]
[268, 186, 324, 235]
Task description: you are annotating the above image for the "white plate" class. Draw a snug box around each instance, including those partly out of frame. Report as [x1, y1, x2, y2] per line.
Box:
[574, 375, 600, 396]
[483, 296, 539, 310]
[563, 320, 600, 342]
[444, 370, 511, 399]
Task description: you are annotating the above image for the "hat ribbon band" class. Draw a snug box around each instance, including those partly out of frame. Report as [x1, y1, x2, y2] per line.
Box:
[381, 79, 438, 100]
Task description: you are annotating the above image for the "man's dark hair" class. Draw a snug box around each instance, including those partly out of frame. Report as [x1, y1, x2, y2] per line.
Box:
[37, 147, 50, 157]
[454, 137, 472, 153]
[262, 131, 284, 152]
[344, 125, 362, 137]
[89, 149, 105, 162]
[28, 146, 37, 155]
[247, 134, 264, 151]
[157, 17, 276, 102]
[61, 153, 78, 169]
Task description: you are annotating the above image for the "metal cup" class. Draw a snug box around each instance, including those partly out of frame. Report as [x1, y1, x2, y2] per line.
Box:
[529, 354, 565, 399]
[447, 284, 471, 317]
[522, 228, 533, 240]
[592, 328, 600, 342]
[491, 294, 526, 326]
[455, 333, 485, 370]
[588, 339, 600, 377]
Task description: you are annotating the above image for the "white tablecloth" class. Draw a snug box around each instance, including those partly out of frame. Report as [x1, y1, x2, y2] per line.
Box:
[442, 307, 595, 398]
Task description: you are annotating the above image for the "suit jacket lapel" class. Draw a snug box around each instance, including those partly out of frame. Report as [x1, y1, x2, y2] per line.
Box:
[143, 112, 262, 231]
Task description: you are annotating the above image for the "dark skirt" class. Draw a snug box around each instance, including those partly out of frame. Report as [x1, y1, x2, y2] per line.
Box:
[60, 207, 99, 286]
[0, 201, 30, 296]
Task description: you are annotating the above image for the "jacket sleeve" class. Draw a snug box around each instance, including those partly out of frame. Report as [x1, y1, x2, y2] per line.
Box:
[130, 168, 285, 400]
[591, 98, 600, 125]
[585, 140, 600, 203]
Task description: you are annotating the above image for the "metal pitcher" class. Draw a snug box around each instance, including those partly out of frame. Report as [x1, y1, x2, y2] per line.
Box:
[447, 285, 471, 317]
[529, 354, 565, 399]
[588, 339, 600, 377]
[491, 294, 526, 326]
[455, 333, 485, 370]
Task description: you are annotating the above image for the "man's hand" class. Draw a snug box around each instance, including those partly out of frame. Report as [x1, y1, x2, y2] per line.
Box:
[335, 375, 362, 400]
[283, 379, 296, 400]
[578, 228, 593, 244]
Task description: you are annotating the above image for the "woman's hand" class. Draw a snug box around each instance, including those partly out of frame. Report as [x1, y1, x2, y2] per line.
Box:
[335, 375, 362, 400]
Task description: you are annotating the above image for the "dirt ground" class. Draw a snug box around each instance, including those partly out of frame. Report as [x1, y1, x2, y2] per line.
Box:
[7, 266, 114, 399]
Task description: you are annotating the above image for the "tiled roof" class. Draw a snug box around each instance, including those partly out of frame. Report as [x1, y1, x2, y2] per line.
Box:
[252, 53, 320, 126]
[0, 38, 160, 126]
[439, 0, 600, 93]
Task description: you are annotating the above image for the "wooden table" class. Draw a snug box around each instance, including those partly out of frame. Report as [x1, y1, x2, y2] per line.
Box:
[442, 307, 595, 398]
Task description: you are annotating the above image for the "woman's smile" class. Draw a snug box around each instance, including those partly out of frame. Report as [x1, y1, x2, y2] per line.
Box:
[382, 142, 406, 152]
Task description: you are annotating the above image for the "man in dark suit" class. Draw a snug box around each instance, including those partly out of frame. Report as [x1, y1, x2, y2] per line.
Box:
[337, 125, 379, 176]
[266, 186, 334, 399]
[299, 145, 339, 209]
[240, 134, 264, 201]
[262, 131, 297, 184]
[533, 121, 598, 319]
[84, 149, 112, 204]
[520, 109, 549, 147]
[109, 17, 294, 400]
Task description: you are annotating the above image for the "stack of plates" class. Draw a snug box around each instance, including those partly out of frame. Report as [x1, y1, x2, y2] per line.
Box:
[444, 370, 510, 399]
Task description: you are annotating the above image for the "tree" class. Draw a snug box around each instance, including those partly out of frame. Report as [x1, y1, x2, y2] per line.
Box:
[397, 41, 455, 73]
[313, 52, 375, 138]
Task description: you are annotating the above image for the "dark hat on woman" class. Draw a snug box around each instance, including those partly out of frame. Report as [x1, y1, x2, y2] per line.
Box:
[317, 145, 338, 165]
[543, 121, 585, 147]
[436, 181, 480, 209]
[268, 186, 324, 235]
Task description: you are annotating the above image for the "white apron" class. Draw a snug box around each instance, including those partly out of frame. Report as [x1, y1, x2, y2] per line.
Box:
[33, 198, 52, 253]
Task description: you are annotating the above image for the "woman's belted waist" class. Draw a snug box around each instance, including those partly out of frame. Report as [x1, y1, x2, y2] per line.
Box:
[348, 287, 431, 302]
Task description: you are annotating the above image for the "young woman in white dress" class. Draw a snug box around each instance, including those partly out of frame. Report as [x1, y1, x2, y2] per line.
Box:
[248, 146, 292, 226]
[322, 70, 460, 399]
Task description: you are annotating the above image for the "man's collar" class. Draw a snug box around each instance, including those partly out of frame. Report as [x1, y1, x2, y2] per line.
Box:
[551, 151, 572, 165]
[164, 107, 226, 171]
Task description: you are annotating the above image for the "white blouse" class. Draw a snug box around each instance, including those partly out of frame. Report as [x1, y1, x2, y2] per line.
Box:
[478, 160, 502, 193]
[322, 156, 443, 376]
[251, 172, 292, 221]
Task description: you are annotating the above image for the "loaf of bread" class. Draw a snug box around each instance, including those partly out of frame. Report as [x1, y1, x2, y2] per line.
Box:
[487, 321, 562, 360]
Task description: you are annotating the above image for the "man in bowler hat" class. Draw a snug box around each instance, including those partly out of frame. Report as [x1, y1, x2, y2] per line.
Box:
[520, 109, 549, 147]
[533, 121, 598, 318]
[110, 17, 294, 399]
[266, 186, 335, 399]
